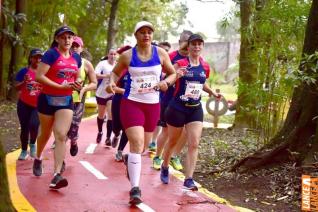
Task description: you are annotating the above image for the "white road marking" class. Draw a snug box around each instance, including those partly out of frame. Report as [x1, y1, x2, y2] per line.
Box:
[137, 203, 156, 212]
[85, 143, 97, 154]
[79, 161, 108, 180]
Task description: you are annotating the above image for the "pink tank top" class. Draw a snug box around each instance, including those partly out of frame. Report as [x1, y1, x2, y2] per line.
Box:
[19, 68, 42, 107]
[42, 49, 79, 96]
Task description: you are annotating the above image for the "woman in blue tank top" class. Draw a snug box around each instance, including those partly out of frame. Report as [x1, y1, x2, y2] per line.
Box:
[161, 34, 221, 191]
[106, 21, 176, 205]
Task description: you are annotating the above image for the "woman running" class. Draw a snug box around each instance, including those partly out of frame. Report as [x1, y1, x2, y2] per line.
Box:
[160, 34, 220, 191]
[15, 49, 43, 160]
[95, 49, 117, 146]
[32, 26, 82, 190]
[111, 45, 132, 160]
[68, 36, 97, 156]
[107, 21, 176, 205]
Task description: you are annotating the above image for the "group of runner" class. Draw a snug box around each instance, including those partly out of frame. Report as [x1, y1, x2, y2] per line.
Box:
[15, 21, 221, 205]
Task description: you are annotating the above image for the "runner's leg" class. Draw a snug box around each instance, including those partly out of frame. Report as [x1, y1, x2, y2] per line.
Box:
[53, 109, 73, 174]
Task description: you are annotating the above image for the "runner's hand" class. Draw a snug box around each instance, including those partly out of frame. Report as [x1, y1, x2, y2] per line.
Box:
[70, 81, 82, 91]
[156, 80, 169, 92]
[79, 87, 86, 101]
[106, 82, 116, 94]
[176, 67, 187, 78]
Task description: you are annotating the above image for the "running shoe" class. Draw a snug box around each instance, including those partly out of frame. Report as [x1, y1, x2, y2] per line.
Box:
[160, 165, 169, 184]
[152, 156, 162, 170]
[29, 144, 36, 158]
[111, 136, 119, 148]
[123, 154, 130, 180]
[18, 150, 28, 160]
[33, 158, 43, 176]
[170, 156, 183, 171]
[60, 161, 66, 174]
[49, 174, 68, 189]
[183, 178, 198, 191]
[115, 150, 123, 162]
[96, 132, 103, 143]
[129, 187, 142, 205]
[70, 140, 78, 156]
[105, 137, 111, 146]
[148, 142, 156, 152]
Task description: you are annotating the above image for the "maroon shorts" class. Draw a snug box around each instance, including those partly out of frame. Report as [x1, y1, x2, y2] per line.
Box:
[120, 98, 160, 132]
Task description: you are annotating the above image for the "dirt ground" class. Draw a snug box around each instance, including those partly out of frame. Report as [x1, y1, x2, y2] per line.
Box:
[0, 100, 300, 211]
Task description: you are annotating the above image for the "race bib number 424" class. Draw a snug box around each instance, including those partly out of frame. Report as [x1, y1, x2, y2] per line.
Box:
[131, 75, 158, 94]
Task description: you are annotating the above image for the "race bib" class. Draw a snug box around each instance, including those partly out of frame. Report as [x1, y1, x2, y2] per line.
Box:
[46, 95, 71, 106]
[184, 82, 203, 100]
[131, 75, 158, 94]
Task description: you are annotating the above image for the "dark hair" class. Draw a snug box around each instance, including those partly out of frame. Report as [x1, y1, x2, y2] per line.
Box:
[158, 41, 171, 48]
[80, 49, 93, 61]
[50, 40, 58, 48]
[179, 30, 193, 42]
[117, 45, 132, 54]
[100, 56, 108, 61]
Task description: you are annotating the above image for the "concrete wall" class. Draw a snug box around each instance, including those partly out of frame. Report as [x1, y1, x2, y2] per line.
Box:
[171, 40, 240, 72]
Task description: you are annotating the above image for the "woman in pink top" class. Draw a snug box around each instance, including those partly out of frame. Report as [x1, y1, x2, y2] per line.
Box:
[33, 26, 82, 190]
[15, 48, 43, 160]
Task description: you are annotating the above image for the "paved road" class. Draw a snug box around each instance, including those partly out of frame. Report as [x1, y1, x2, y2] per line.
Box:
[6, 117, 251, 212]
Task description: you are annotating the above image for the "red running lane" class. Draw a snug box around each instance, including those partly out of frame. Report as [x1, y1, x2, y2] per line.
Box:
[14, 117, 240, 211]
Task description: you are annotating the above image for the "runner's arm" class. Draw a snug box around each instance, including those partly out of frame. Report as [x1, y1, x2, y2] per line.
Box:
[157, 47, 176, 91]
[106, 52, 130, 93]
[79, 60, 97, 100]
[203, 83, 220, 98]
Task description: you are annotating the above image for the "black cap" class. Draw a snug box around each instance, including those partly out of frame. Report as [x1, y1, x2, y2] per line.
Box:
[54, 26, 75, 37]
[30, 48, 43, 57]
[188, 34, 204, 43]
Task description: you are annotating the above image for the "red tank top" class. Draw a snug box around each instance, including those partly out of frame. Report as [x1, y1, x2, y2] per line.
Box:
[19, 68, 42, 107]
[42, 49, 79, 95]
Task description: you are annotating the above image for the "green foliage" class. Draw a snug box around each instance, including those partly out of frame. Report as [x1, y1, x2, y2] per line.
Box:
[216, 4, 240, 41]
[234, 0, 311, 142]
[1, 0, 188, 93]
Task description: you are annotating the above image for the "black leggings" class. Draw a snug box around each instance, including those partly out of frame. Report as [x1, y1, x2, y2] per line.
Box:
[112, 94, 128, 151]
[17, 100, 39, 150]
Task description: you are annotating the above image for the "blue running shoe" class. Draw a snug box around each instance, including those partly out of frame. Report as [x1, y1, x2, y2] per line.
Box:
[29, 144, 36, 158]
[129, 186, 142, 205]
[18, 150, 28, 160]
[183, 178, 198, 191]
[148, 142, 156, 152]
[160, 165, 169, 184]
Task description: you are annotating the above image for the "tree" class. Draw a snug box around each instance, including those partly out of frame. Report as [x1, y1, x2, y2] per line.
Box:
[106, 0, 119, 54]
[234, 0, 258, 128]
[6, 0, 26, 100]
[232, 0, 318, 171]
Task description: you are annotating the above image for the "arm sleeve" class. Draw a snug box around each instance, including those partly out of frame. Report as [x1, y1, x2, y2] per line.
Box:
[41, 49, 59, 66]
[15, 68, 28, 82]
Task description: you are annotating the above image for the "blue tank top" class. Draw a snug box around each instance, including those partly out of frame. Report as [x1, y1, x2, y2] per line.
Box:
[170, 58, 208, 112]
[124, 45, 162, 104]
[161, 51, 187, 106]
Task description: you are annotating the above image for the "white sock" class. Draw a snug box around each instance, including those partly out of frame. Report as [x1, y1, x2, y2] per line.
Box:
[128, 153, 141, 188]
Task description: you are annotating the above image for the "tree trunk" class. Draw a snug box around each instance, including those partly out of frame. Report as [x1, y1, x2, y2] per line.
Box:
[234, 0, 258, 128]
[0, 142, 15, 212]
[106, 0, 119, 54]
[0, 0, 6, 99]
[6, 0, 26, 100]
[231, 0, 318, 172]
